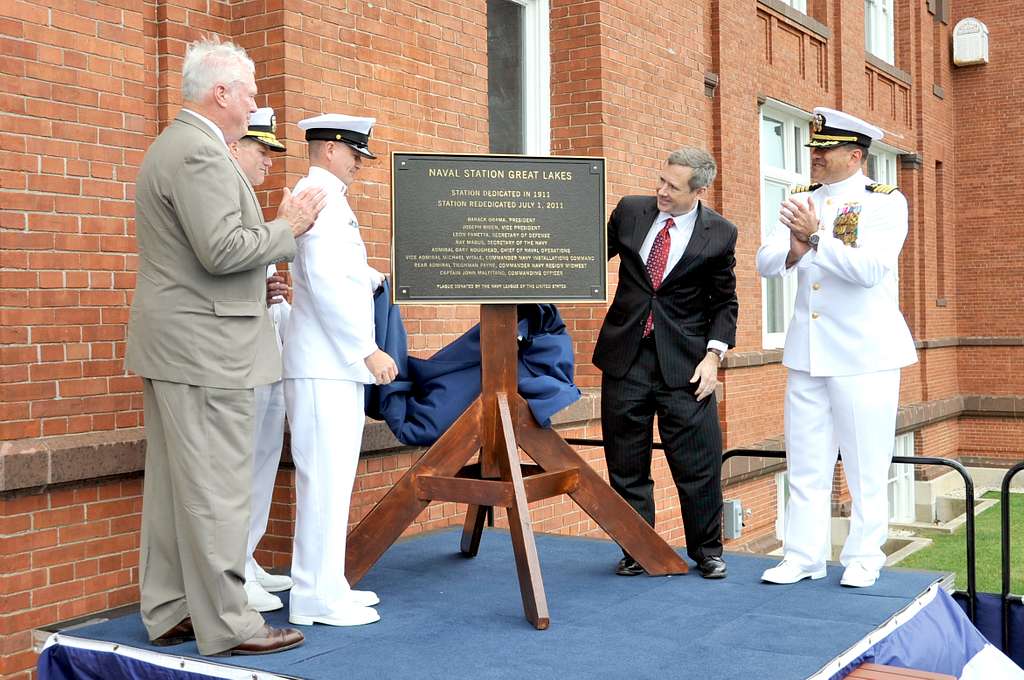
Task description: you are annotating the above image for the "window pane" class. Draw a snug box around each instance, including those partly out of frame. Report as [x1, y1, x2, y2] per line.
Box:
[763, 181, 788, 333]
[867, 154, 879, 181]
[487, 0, 525, 154]
[761, 117, 785, 169]
[792, 123, 803, 174]
[763, 182, 788, 236]
[865, 0, 874, 53]
[766, 278, 786, 333]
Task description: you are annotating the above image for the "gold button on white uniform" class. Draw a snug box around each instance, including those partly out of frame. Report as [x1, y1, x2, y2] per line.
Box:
[811, 312, 820, 319]
[812, 283, 821, 290]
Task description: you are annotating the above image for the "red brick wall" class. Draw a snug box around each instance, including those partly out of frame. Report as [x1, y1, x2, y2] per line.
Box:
[720, 363, 787, 447]
[958, 347, 1024, 395]
[1, 2, 149, 442]
[919, 419, 960, 460]
[0, 477, 141, 679]
[723, 473, 780, 550]
[952, 1, 1024, 339]
[959, 417, 1024, 464]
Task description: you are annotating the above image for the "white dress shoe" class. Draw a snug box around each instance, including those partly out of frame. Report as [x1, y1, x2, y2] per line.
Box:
[244, 580, 284, 612]
[289, 605, 380, 627]
[841, 562, 879, 588]
[761, 559, 827, 584]
[349, 589, 379, 607]
[254, 564, 293, 593]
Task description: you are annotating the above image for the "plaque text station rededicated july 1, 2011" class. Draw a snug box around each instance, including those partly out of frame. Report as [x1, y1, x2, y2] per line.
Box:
[391, 153, 607, 304]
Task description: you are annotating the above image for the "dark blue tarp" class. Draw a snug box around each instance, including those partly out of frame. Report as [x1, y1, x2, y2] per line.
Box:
[365, 281, 581, 446]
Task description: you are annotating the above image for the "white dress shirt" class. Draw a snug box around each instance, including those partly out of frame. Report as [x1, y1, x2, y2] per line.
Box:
[639, 202, 728, 355]
[639, 203, 698, 277]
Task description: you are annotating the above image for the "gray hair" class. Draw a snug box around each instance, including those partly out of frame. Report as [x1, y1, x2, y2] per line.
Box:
[181, 37, 255, 103]
[667, 147, 717, 191]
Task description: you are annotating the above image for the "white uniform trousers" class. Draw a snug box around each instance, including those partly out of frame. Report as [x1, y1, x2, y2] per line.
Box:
[246, 379, 286, 581]
[283, 378, 365, 617]
[782, 368, 900, 574]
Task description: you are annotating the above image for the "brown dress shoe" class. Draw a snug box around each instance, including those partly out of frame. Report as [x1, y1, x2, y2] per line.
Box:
[152, 617, 194, 647]
[215, 624, 304, 656]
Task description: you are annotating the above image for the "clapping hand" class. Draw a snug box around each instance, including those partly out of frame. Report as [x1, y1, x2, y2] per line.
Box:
[780, 195, 819, 243]
[278, 187, 327, 238]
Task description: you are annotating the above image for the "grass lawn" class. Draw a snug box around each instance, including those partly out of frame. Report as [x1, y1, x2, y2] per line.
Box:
[896, 491, 1024, 593]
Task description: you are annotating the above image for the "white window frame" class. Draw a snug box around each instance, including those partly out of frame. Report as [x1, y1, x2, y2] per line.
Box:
[866, 144, 898, 185]
[865, 0, 895, 64]
[866, 140, 904, 297]
[778, 0, 807, 12]
[521, 0, 550, 155]
[494, 0, 550, 155]
[759, 100, 811, 349]
[888, 432, 915, 522]
[775, 471, 789, 541]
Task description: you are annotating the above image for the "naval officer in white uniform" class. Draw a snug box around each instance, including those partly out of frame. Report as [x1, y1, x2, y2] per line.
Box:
[227, 107, 296, 612]
[756, 107, 918, 588]
[282, 114, 397, 627]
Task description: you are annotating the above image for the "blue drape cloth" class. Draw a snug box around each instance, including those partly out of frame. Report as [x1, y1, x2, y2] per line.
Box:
[831, 587, 1022, 679]
[39, 643, 220, 680]
[364, 281, 581, 446]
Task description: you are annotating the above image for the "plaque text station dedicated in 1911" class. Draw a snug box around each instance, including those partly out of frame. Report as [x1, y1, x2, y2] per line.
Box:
[392, 153, 606, 303]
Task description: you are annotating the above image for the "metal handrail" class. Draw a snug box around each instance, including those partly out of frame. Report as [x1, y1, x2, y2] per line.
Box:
[1000, 462, 1024, 651]
[564, 439, 978, 621]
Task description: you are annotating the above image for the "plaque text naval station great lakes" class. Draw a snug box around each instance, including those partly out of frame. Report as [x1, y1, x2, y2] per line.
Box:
[391, 153, 606, 303]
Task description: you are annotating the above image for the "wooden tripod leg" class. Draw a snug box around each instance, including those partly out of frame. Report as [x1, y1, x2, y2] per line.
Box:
[346, 401, 483, 586]
[513, 399, 688, 576]
[460, 504, 487, 557]
[496, 394, 550, 629]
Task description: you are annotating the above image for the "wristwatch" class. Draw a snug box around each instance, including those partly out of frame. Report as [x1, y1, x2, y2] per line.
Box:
[808, 233, 820, 250]
[707, 347, 725, 360]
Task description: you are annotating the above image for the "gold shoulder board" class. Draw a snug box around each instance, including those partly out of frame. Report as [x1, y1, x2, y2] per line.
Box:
[866, 183, 898, 194]
[790, 183, 821, 194]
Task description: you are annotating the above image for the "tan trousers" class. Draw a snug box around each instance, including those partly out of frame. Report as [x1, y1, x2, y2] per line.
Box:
[140, 378, 265, 655]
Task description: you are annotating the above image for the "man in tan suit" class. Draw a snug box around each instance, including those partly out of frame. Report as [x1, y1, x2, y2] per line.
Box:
[126, 38, 325, 656]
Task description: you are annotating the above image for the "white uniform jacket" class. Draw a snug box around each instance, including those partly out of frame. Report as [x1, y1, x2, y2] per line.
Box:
[282, 166, 381, 383]
[756, 170, 918, 377]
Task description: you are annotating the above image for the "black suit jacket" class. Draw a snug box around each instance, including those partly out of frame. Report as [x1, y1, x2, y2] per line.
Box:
[593, 196, 739, 388]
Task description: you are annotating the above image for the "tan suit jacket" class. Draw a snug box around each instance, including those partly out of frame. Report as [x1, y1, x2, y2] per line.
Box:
[126, 110, 296, 388]
[127, 110, 296, 653]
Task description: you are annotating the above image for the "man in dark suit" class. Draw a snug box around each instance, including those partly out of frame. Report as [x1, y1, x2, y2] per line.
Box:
[594, 147, 738, 579]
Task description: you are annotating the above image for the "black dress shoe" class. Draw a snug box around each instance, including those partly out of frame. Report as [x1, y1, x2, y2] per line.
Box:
[615, 556, 645, 576]
[152, 617, 194, 647]
[698, 556, 727, 579]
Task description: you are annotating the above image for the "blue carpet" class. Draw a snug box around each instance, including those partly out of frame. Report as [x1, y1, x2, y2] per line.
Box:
[61, 529, 942, 680]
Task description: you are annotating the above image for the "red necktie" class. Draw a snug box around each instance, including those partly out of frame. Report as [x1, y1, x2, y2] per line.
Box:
[643, 217, 674, 338]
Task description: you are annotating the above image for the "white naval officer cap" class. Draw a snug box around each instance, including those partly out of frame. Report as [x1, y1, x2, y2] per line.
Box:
[806, 107, 883, 149]
[243, 107, 286, 151]
[298, 113, 376, 159]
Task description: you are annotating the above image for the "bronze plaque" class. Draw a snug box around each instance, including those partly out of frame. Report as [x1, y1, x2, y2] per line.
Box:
[391, 153, 606, 303]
